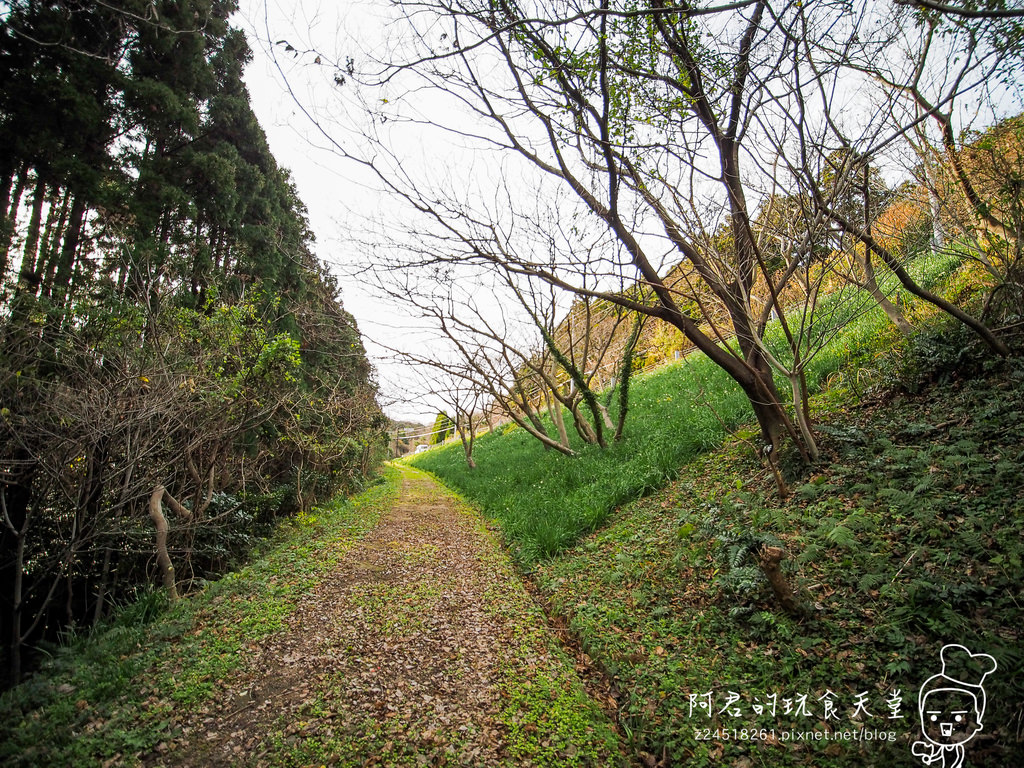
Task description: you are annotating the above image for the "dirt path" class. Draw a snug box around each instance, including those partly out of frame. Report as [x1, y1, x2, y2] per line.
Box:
[160, 466, 624, 767]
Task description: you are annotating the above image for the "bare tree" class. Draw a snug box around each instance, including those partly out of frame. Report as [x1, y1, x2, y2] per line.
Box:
[265, 0, 1015, 480]
[371, 251, 641, 457]
[399, 367, 486, 468]
[300, 0, 818, 471]
[796, 1, 1018, 348]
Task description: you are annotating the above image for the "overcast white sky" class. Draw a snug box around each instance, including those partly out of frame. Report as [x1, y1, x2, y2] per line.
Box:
[233, 0, 569, 426]
[235, 0, 446, 424]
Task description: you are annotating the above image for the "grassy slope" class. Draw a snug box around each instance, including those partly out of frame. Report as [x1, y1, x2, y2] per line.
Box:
[408, 258, 1024, 765]
[408, 253, 958, 564]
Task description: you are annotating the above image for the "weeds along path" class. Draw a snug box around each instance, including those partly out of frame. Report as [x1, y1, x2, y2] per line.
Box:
[160, 464, 624, 767]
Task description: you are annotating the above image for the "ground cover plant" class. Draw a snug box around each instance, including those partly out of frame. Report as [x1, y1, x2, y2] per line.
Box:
[204, 465, 624, 768]
[0, 468, 403, 767]
[408, 251, 1023, 765]
[529, 328, 1024, 766]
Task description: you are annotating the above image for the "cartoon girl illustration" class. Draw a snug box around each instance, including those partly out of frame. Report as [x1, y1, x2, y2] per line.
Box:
[911, 644, 998, 768]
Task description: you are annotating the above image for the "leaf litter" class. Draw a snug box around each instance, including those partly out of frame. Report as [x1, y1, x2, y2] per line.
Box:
[153, 466, 625, 767]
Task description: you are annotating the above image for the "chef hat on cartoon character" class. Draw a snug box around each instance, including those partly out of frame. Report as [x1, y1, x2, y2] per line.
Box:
[919, 644, 998, 721]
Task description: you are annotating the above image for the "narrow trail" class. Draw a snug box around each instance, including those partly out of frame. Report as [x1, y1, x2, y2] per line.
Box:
[160, 466, 625, 767]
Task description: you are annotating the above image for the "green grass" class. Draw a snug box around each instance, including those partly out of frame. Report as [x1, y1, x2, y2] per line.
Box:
[475, 518, 625, 767]
[412, 354, 749, 563]
[0, 467, 402, 768]
[188, 464, 626, 768]
[531, 348, 1024, 766]
[409, 251, 963, 563]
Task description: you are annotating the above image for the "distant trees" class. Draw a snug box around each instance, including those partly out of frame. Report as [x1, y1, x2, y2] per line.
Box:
[914, 115, 1024, 315]
[0, 1, 384, 684]
[794, 1, 1016, 355]
[431, 411, 455, 445]
[428, 378, 484, 467]
[372, 248, 646, 458]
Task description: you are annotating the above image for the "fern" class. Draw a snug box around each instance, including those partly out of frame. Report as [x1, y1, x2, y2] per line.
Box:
[843, 510, 870, 531]
[816, 424, 868, 444]
[858, 571, 887, 594]
[875, 487, 913, 505]
[911, 475, 936, 495]
[826, 523, 857, 550]
[956, 528, 986, 555]
[848, 482, 877, 495]
[795, 482, 823, 501]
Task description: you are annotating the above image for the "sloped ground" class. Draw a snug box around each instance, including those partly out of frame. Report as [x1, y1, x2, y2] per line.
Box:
[531, 353, 1024, 767]
[155, 465, 625, 767]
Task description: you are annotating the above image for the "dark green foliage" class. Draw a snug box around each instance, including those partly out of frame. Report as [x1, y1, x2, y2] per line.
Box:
[884, 316, 1000, 392]
[0, 1, 385, 685]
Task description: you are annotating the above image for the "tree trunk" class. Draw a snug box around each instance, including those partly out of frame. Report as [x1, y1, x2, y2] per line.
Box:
[38, 189, 71, 297]
[539, 325, 606, 447]
[820, 197, 1010, 356]
[0, 165, 12, 230]
[757, 545, 802, 617]
[149, 486, 178, 601]
[569, 397, 599, 445]
[0, 168, 27, 279]
[514, 382, 560, 451]
[148, 485, 193, 601]
[652, 296, 800, 464]
[856, 247, 913, 336]
[859, 162, 913, 336]
[937, 114, 1017, 245]
[9, 531, 25, 686]
[2, 478, 32, 687]
[458, 422, 477, 469]
[505, 406, 575, 456]
[788, 374, 819, 463]
[894, 262, 1009, 355]
[47, 194, 87, 309]
[91, 547, 112, 628]
[615, 315, 643, 441]
[546, 388, 570, 449]
[920, 153, 946, 252]
[0, 165, 12, 279]
[15, 176, 46, 295]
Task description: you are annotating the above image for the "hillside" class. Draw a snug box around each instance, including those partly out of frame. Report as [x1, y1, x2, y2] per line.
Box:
[531, 337, 1024, 766]
[407, 252, 960, 562]
[407, 263, 1024, 765]
[1, 263, 1020, 767]
[0, 1, 387, 687]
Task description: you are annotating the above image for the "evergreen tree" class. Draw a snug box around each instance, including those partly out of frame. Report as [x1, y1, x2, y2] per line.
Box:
[0, 0, 384, 686]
